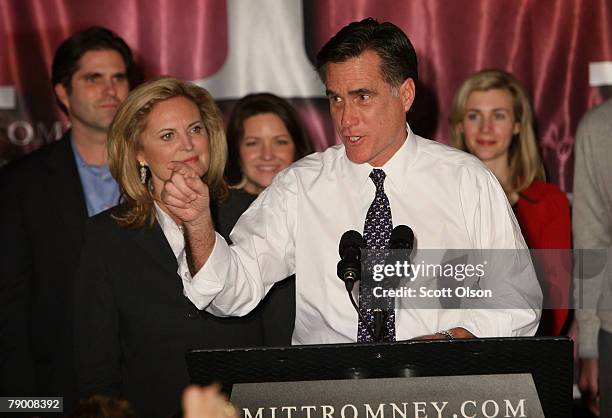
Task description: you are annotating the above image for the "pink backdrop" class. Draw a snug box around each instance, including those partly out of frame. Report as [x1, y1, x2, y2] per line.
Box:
[1, 0, 611, 191]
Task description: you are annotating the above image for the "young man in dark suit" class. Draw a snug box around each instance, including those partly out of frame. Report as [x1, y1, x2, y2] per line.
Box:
[0, 26, 133, 412]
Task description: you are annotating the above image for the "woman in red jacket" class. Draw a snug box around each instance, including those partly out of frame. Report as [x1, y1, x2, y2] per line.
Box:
[450, 69, 570, 335]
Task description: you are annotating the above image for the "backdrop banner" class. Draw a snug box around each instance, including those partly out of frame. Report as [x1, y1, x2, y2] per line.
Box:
[1, 0, 611, 191]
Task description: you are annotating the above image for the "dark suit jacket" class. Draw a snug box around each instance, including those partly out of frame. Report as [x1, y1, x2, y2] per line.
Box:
[74, 207, 264, 418]
[0, 133, 85, 410]
[212, 188, 295, 345]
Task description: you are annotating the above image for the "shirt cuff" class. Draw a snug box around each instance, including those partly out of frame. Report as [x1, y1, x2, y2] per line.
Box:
[453, 309, 517, 338]
[182, 232, 230, 310]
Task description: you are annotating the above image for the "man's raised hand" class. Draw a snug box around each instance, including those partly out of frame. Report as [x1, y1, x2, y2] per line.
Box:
[161, 161, 210, 224]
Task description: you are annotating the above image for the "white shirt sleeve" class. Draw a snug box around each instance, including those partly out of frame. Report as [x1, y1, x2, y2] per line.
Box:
[182, 169, 297, 315]
[456, 164, 542, 337]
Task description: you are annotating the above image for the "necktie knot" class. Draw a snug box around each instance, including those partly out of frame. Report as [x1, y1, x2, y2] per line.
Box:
[369, 169, 386, 192]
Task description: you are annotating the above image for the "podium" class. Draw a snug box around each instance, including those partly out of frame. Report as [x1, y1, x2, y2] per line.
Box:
[187, 337, 572, 418]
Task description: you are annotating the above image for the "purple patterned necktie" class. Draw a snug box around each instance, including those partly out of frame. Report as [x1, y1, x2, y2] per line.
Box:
[357, 169, 396, 342]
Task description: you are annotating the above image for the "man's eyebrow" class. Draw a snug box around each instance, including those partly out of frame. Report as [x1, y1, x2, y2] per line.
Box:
[348, 88, 376, 96]
[325, 88, 377, 97]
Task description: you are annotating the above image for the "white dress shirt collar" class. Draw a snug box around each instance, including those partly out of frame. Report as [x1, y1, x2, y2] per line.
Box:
[344, 123, 417, 192]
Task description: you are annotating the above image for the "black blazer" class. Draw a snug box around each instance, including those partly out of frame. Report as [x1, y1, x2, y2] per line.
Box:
[0, 133, 85, 410]
[213, 188, 295, 346]
[74, 207, 264, 418]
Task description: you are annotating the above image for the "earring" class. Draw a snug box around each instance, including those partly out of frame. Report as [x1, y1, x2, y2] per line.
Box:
[139, 161, 147, 184]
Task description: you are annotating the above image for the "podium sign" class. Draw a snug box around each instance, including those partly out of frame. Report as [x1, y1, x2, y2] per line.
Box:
[232, 374, 543, 418]
[187, 338, 572, 417]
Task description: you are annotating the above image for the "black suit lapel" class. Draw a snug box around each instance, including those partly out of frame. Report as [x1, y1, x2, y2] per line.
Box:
[128, 221, 180, 278]
[45, 133, 88, 246]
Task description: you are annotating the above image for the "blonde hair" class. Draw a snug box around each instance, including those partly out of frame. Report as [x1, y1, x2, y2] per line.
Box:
[107, 77, 227, 228]
[449, 69, 545, 194]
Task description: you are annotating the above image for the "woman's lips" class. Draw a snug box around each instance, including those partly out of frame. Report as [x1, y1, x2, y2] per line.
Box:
[182, 157, 199, 164]
[255, 165, 280, 172]
[476, 139, 496, 146]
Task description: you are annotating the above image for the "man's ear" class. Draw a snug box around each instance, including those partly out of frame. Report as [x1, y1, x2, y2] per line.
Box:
[54, 83, 71, 113]
[399, 78, 416, 113]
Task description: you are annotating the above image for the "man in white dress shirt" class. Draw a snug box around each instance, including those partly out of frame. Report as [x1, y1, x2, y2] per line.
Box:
[162, 18, 542, 343]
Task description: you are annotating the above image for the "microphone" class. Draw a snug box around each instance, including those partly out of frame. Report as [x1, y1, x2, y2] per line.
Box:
[390, 225, 414, 250]
[373, 225, 414, 343]
[373, 309, 384, 342]
[337, 230, 365, 292]
[336, 228, 414, 343]
[337, 230, 375, 341]
[387, 225, 414, 285]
